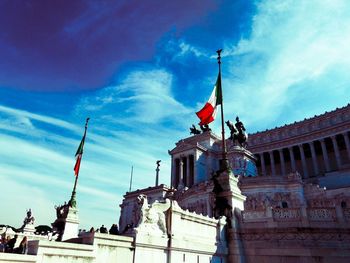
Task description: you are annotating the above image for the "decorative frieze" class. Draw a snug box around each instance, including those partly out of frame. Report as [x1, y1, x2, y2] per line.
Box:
[240, 229, 350, 242]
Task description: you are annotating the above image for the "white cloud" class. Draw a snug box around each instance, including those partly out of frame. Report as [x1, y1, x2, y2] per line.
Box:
[177, 40, 207, 58]
[0, 103, 180, 229]
[0, 105, 79, 132]
[221, 0, 350, 130]
[76, 68, 193, 125]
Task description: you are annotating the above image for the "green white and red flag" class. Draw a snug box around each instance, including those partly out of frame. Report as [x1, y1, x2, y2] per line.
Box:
[74, 120, 88, 176]
[196, 72, 222, 125]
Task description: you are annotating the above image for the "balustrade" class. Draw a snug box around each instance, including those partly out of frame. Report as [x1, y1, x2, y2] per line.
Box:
[307, 208, 336, 222]
[242, 210, 267, 221]
[342, 208, 350, 221]
[272, 208, 301, 221]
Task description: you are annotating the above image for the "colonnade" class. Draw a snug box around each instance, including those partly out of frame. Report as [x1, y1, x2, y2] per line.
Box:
[255, 132, 350, 178]
[172, 154, 195, 188]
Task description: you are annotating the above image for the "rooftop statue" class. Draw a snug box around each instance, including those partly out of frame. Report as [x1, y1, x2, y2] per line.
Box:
[23, 209, 35, 225]
[190, 124, 201, 135]
[226, 116, 248, 148]
[200, 124, 211, 132]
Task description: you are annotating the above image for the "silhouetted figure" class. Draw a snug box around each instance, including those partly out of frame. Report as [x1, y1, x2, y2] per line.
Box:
[109, 224, 119, 235]
[0, 235, 7, 252]
[99, 225, 108, 234]
[5, 235, 17, 253]
[14, 236, 27, 254]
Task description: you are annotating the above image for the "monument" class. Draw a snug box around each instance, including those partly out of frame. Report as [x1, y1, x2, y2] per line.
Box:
[2, 52, 350, 263]
[51, 118, 89, 241]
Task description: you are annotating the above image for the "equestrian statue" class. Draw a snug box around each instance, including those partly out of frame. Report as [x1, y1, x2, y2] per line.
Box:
[226, 116, 248, 148]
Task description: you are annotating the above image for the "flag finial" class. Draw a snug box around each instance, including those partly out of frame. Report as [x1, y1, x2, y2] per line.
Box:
[85, 117, 90, 129]
[216, 49, 222, 65]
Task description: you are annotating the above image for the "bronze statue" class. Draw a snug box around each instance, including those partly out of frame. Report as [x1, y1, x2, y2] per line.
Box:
[226, 116, 248, 147]
[200, 124, 211, 132]
[189, 124, 201, 135]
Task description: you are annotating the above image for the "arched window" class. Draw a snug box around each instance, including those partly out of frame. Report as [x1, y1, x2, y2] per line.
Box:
[282, 201, 288, 208]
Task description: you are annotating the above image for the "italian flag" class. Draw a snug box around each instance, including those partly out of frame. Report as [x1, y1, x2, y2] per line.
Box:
[74, 133, 86, 177]
[196, 72, 222, 125]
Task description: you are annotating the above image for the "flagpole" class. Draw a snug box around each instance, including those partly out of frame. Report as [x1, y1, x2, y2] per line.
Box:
[129, 165, 133, 192]
[217, 49, 228, 170]
[69, 117, 90, 208]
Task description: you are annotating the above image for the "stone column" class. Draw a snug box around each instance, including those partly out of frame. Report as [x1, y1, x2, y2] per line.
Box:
[194, 152, 198, 184]
[259, 153, 266, 176]
[298, 144, 308, 178]
[320, 139, 331, 172]
[278, 149, 286, 176]
[331, 136, 341, 168]
[171, 156, 176, 188]
[308, 141, 319, 176]
[186, 155, 191, 186]
[179, 158, 184, 188]
[288, 147, 296, 172]
[269, 151, 276, 176]
[343, 132, 350, 162]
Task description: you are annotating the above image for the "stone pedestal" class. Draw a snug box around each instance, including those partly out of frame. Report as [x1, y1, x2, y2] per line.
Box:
[216, 170, 246, 212]
[23, 224, 35, 235]
[227, 145, 258, 177]
[52, 205, 79, 241]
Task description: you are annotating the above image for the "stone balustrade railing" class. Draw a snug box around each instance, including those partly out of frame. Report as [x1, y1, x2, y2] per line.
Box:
[272, 208, 301, 221]
[307, 208, 336, 222]
[242, 210, 267, 221]
[342, 208, 350, 221]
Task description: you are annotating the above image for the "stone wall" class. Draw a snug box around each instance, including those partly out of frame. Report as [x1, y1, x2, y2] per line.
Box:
[0, 233, 133, 263]
[232, 227, 350, 263]
[0, 200, 227, 263]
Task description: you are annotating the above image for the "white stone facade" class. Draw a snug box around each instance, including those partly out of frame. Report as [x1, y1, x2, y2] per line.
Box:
[2, 105, 350, 263]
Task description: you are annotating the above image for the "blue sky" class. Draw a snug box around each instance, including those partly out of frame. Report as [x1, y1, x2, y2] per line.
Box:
[1, 0, 350, 229]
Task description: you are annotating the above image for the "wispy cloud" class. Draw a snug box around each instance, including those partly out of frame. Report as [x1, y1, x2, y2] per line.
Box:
[0, 102, 178, 228]
[76, 68, 194, 125]
[0, 105, 79, 132]
[220, 0, 350, 130]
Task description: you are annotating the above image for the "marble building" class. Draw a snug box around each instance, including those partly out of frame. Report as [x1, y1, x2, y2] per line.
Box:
[249, 104, 350, 188]
[2, 104, 350, 263]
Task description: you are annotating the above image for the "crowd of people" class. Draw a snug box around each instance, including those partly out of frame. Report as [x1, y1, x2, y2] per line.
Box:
[0, 234, 28, 254]
[89, 224, 119, 235]
[1, 223, 120, 255]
